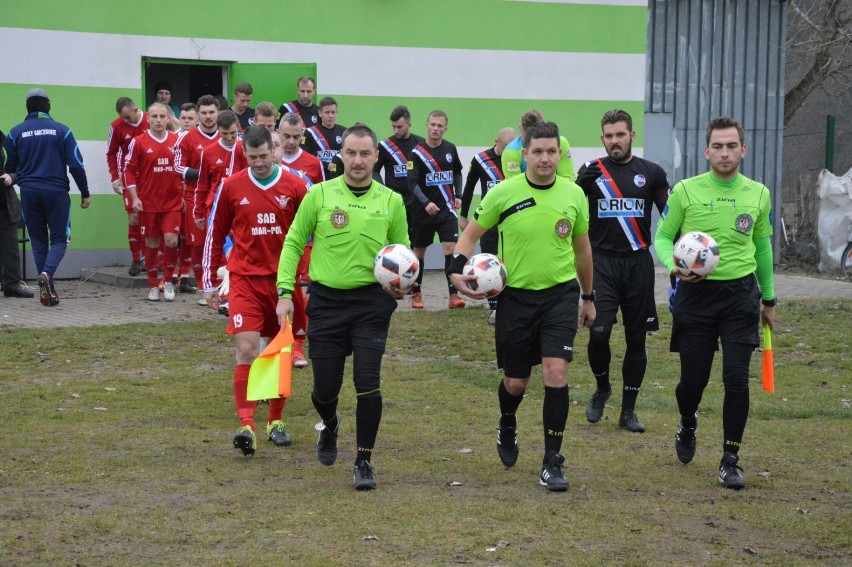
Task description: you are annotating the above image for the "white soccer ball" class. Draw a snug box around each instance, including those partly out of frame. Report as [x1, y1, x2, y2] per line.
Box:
[374, 244, 420, 292]
[673, 231, 720, 277]
[463, 253, 508, 297]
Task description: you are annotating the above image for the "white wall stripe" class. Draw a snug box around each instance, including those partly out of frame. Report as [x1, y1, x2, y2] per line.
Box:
[0, 28, 646, 102]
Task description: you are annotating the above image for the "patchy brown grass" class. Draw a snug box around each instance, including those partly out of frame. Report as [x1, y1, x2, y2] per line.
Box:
[0, 300, 849, 565]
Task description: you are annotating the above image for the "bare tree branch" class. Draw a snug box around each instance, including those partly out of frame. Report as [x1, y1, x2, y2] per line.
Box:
[785, 0, 852, 124]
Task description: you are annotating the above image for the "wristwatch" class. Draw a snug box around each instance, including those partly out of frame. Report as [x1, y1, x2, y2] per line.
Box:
[581, 291, 596, 302]
[761, 297, 777, 307]
[277, 287, 292, 298]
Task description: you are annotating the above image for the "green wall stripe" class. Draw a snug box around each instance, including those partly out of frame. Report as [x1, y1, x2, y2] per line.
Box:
[68, 195, 129, 249]
[2, 1, 647, 54]
[0, 84, 136, 143]
[1, 84, 644, 148]
[327, 96, 646, 148]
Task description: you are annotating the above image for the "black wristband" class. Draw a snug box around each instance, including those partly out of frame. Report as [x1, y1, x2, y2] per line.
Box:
[761, 297, 776, 307]
[446, 253, 468, 276]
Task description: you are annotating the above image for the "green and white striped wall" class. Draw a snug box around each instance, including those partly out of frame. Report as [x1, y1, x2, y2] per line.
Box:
[0, 0, 647, 276]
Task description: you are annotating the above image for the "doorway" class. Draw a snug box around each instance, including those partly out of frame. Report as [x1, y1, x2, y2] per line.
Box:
[143, 59, 227, 109]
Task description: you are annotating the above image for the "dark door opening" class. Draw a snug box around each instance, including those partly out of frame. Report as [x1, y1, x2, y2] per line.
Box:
[143, 60, 226, 110]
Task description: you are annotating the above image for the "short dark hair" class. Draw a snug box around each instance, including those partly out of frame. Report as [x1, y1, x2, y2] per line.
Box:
[197, 94, 219, 110]
[523, 121, 560, 148]
[520, 110, 544, 132]
[390, 105, 410, 122]
[706, 116, 744, 145]
[297, 76, 316, 89]
[342, 123, 377, 148]
[242, 125, 272, 150]
[318, 96, 337, 110]
[601, 109, 632, 132]
[115, 97, 135, 114]
[179, 102, 197, 114]
[217, 109, 239, 129]
[214, 95, 229, 111]
[255, 101, 276, 118]
[234, 82, 253, 96]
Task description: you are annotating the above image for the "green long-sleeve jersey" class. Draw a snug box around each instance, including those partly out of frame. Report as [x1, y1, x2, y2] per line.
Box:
[277, 176, 410, 291]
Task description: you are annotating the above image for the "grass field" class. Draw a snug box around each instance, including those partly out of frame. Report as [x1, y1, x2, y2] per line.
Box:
[1, 300, 849, 565]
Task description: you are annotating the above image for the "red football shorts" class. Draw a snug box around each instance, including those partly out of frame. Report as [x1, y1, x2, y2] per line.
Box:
[226, 273, 281, 338]
[139, 210, 181, 240]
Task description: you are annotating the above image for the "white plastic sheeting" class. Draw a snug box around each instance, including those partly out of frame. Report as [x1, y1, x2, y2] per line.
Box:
[817, 168, 852, 272]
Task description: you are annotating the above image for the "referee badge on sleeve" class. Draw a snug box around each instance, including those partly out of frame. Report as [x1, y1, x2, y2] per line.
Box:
[331, 208, 349, 228]
[555, 218, 572, 238]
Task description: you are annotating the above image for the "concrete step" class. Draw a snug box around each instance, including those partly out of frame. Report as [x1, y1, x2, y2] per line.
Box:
[81, 266, 197, 289]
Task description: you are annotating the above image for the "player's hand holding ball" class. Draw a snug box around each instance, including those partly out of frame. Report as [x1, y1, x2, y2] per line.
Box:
[672, 231, 720, 283]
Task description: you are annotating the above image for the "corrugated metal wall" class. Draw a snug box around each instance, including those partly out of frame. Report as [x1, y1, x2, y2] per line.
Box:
[644, 0, 787, 250]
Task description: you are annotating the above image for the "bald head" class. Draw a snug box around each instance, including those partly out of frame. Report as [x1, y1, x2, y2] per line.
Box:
[495, 127, 517, 156]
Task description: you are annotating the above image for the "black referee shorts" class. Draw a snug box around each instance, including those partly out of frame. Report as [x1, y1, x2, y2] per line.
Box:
[495, 280, 580, 378]
[306, 282, 398, 358]
[593, 252, 659, 332]
[670, 274, 761, 353]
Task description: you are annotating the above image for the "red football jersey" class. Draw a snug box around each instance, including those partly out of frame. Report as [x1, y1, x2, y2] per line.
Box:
[195, 139, 248, 221]
[174, 127, 220, 199]
[123, 131, 182, 213]
[201, 166, 309, 288]
[282, 149, 325, 184]
[106, 111, 149, 182]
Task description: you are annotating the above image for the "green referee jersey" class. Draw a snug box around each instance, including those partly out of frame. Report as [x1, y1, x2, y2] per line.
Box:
[473, 174, 589, 290]
[277, 176, 410, 291]
[656, 172, 772, 281]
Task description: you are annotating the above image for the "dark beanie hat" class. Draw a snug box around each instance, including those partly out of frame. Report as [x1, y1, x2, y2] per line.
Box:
[154, 80, 173, 94]
[26, 88, 51, 114]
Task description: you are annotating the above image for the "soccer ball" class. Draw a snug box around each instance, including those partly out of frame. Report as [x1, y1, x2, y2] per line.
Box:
[673, 231, 720, 277]
[463, 253, 508, 297]
[374, 244, 420, 292]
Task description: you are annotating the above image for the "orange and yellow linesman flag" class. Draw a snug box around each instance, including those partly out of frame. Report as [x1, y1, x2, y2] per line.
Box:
[762, 324, 775, 393]
[247, 321, 294, 401]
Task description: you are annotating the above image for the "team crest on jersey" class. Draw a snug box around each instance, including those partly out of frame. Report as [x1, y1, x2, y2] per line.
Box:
[331, 208, 349, 228]
[565, 149, 572, 158]
[277, 195, 291, 208]
[335, 135, 343, 144]
[507, 162, 520, 172]
[311, 116, 317, 124]
[407, 160, 414, 169]
[634, 174, 646, 187]
[248, 118, 255, 126]
[329, 162, 338, 173]
[555, 218, 572, 238]
[735, 213, 754, 234]
[446, 153, 453, 163]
